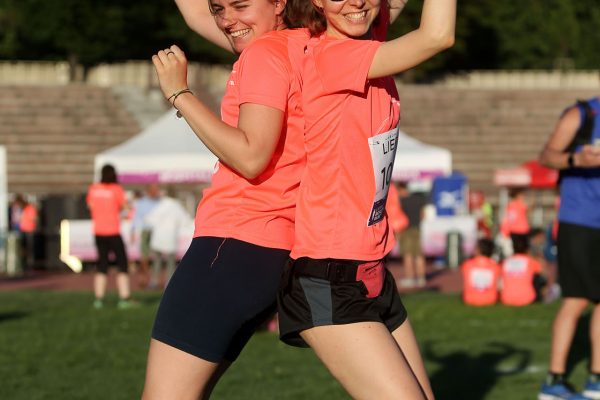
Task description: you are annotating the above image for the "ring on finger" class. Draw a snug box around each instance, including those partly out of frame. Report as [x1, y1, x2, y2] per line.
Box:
[166, 51, 175, 56]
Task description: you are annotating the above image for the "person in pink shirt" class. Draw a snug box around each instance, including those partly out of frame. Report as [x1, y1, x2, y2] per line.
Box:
[500, 234, 544, 306]
[500, 188, 530, 254]
[86, 164, 133, 309]
[461, 239, 501, 306]
[277, 1, 455, 399]
[10, 194, 38, 272]
[143, 0, 330, 398]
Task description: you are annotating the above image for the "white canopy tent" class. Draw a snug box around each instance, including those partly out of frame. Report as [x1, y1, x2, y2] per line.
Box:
[95, 111, 451, 184]
[392, 130, 452, 181]
[95, 110, 218, 184]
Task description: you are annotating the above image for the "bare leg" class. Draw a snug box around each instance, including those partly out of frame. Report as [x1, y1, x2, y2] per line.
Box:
[149, 251, 162, 289]
[142, 339, 231, 400]
[116, 272, 131, 300]
[549, 297, 589, 373]
[94, 273, 107, 299]
[164, 253, 177, 288]
[300, 322, 427, 400]
[590, 303, 600, 372]
[392, 319, 435, 400]
[139, 257, 150, 287]
[415, 255, 426, 286]
[404, 255, 415, 280]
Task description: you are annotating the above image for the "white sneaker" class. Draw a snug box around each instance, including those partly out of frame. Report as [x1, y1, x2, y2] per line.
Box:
[399, 278, 416, 288]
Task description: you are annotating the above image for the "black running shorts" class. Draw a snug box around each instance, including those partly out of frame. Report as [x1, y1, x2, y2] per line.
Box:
[557, 222, 600, 302]
[152, 236, 289, 362]
[277, 257, 408, 347]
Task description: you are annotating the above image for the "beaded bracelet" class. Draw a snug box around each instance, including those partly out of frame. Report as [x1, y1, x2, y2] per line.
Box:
[168, 88, 193, 118]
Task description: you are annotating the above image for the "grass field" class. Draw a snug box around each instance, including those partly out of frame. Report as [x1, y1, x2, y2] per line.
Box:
[0, 290, 593, 400]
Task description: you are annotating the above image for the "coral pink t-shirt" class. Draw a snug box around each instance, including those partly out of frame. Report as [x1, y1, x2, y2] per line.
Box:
[20, 204, 37, 233]
[194, 29, 309, 250]
[291, 9, 399, 261]
[461, 256, 501, 306]
[500, 254, 541, 306]
[86, 183, 126, 236]
[386, 184, 408, 233]
[500, 198, 530, 236]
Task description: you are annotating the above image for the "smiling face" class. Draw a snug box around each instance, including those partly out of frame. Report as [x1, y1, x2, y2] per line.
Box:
[312, 0, 380, 39]
[210, 0, 287, 54]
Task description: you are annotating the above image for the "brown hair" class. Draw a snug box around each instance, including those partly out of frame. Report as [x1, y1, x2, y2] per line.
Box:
[286, 0, 326, 34]
[207, 0, 304, 29]
[287, 0, 387, 36]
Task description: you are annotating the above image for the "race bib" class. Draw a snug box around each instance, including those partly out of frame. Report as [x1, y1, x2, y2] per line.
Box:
[504, 258, 527, 275]
[367, 127, 399, 226]
[470, 268, 495, 291]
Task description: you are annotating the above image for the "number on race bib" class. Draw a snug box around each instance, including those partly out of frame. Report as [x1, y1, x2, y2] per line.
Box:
[368, 128, 399, 226]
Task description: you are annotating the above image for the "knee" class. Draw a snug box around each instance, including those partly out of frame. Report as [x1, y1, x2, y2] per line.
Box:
[560, 298, 589, 316]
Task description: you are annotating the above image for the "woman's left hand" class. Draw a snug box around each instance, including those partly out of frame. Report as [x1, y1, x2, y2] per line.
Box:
[151, 45, 189, 103]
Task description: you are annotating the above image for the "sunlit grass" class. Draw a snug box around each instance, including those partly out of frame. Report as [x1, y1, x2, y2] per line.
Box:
[0, 290, 591, 399]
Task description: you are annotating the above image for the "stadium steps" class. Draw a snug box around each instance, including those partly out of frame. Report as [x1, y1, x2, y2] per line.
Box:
[0, 85, 140, 195]
[397, 85, 598, 203]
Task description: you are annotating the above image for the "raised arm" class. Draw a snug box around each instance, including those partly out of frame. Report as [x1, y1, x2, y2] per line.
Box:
[389, 0, 409, 24]
[539, 107, 600, 170]
[152, 45, 283, 179]
[175, 0, 234, 52]
[369, 0, 456, 79]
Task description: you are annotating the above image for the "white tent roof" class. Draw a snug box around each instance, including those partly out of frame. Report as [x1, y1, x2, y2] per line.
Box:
[95, 110, 218, 183]
[393, 130, 452, 181]
[95, 111, 451, 184]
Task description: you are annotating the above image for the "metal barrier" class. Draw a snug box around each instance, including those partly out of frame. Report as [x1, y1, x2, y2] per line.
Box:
[5, 231, 22, 276]
[445, 230, 464, 269]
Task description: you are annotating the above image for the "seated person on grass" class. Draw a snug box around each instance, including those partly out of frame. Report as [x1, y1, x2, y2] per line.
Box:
[500, 234, 546, 306]
[461, 238, 501, 306]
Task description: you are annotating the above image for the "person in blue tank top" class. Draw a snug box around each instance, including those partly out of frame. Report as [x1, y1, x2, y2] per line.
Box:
[538, 96, 600, 400]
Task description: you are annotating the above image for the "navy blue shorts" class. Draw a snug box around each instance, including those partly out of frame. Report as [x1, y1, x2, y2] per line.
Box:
[151, 236, 289, 362]
[277, 257, 408, 348]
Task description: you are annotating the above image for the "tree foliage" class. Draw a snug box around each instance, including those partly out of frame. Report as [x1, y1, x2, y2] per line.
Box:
[390, 0, 600, 80]
[0, 0, 598, 78]
[0, 0, 234, 68]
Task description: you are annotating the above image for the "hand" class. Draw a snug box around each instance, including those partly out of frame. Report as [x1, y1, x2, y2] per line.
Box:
[151, 45, 189, 103]
[575, 144, 600, 168]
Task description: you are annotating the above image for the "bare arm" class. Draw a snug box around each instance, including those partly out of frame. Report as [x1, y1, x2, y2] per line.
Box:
[369, 0, 456, 79]
[539, 107, 600, 169]
[389, 0, 409, 24]
[175, 0, 233, 52]
[152, 45, 283, 179]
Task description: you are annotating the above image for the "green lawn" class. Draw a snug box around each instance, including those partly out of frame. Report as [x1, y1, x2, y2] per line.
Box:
[0, 290, 592, 399]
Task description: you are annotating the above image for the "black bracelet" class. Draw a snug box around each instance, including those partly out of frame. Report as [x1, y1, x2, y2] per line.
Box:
[567, 152, 575, 168]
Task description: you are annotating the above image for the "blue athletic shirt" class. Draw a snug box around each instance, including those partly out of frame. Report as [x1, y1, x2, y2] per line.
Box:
[559, 97, 600, 229]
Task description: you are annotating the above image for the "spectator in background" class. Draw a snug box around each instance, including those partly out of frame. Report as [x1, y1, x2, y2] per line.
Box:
[144, 188, 193, 289]
[87, 164, 135, 309]
[131, 183, 161, 288]
[461, 238, 501, 307]
[500, 234, 544, 306]
[9, 194, 24, 233]
[499, 188, 530, 256]
[469, 190, 493, 239]
[19, 197, 37, 272]
[386, 183, 408, 240]
[537, 95, 600, 399]
[9, 194, 37, 273]
[398, 182, 428, 289]
[542, 194, 561, 303]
